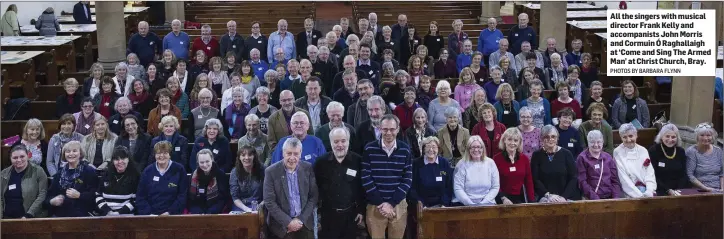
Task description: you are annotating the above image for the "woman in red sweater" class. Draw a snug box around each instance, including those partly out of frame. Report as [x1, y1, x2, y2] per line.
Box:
[493, 127, 535, 204]
[471, 103, 507, 158]
[550, 81, 582, 123]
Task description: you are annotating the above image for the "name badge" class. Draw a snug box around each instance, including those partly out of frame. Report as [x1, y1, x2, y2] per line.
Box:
[594, 164, 600, 169]
[509, 167, 516, 172]
[504, 110, 510, 114]
[258, 40, 262, 44]
[346, 168, 357, 177]
[199, 189, 205, 193]
[258, 67, 263, 71]
[149, 41, 154, 45]
[304, 155, 312, 160]
[198, 115, 203, 119]
[153, 176, 160, 181]
[390, 42, 395, 45]
[658, 162, 665, 167]
[175, 147, 181, 151]
[369, 70, 374, 75]
[414, 40, 418, 43]
[212, 149, 219, 154]
[463, 36, 467, 39]
[632, 105, 636, 109]
[104, 102, 110, 106]
[435, 176, 443, 182]
[84, 124, 91, 129]
[8, 184, 16, 190]
[232, 45, 237, 48]
[436, 38, 440, 42]
[515, 33, 519, 37]
[567, 142, 574, 147]
[180, 41, 184, 45]
[113, 120, 119, 124]
[207, 46, 211, 50]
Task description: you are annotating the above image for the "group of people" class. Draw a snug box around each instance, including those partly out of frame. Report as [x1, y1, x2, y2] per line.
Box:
[2, 9, 723, 239]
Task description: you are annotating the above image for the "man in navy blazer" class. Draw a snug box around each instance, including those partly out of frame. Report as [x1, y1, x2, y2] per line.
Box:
[296, 18, 322, 60]
[73, 1, 92, 24]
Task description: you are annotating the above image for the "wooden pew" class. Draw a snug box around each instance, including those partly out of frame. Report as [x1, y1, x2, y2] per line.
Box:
[1, 51, 41, 100]
[419, 194, 723, 239]
[2, 214, 261, 239]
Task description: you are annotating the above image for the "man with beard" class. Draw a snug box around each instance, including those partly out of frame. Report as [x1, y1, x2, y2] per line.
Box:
[333, 70, 359, 109]
[354, 96, 402, 153]
[267, 90, 314, 150]
[333, 55, 368, 95]
[314, 127, 365, 239]
[315, 101, 357, 152]
[309, 45, 339, 96]
[270, 112, 326, 165]
[346, 79, 381, 129]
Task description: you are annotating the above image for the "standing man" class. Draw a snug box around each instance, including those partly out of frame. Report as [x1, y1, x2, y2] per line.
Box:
[296, 18, 322, 60]
[368, 12, 382, 39]
[508, 13, 537, 56]
[263, 137, 318, 239]
[163, 19, 190, 60]
[565, 38, 584, 67]
[361, 114, 412, 239]
[219, 20, 245, 63]
[541, 37, 568, 68]
[191, 25, 220, 59]
[268, 19, 296, 63]
[357, 18, 370, 36]
[357, 43, 381, 87]
[294, 76, 332, 132]
[333, 55, 368, 95]
[340, 17, 356, 40]
[311, 45, 339, 95]
[477, 18, 503, 66]
[314, 127, 365, 239]
[290, 59, 315, 98]
[345, 79, 376, 129]
[270, 112, 326, 165]
[245, 21, 268, 62]
[455, 39, 476, 73]
[127, 21, 162, 67]
[73, 1, 92, 24]
[391, 14, 408, 42]
[354, 95, 396, 153]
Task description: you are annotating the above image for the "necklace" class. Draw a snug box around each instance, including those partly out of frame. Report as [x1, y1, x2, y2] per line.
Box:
[660, 144, 676, 160]
[114, 175, 124, 182]
[200, 107, 212, 117]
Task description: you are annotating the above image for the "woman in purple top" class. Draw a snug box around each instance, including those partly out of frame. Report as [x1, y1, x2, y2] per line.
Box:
[483, 66, 504, 104]
[434, 49, 457, 79]
[518, 107, 540, 159]
[454, 67, 481, 109]
[576, 130, 621, 200]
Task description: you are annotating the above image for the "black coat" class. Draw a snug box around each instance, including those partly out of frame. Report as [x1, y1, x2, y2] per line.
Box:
[404, 126, 436, 159]
[72, 2, 92, 24]
[55, 93, 83, 119]
[295, 30, 322, 59]
[108, 111, 144, 135]
[115, 133, 153, 174]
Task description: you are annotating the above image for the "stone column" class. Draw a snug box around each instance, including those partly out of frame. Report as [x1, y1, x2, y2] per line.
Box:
[670, 76, 716, 146]
[165, 2, 185, 22]
[538, 1, 567, 51]
[480, 1, 501, 24]
[95, 1, 127, 70]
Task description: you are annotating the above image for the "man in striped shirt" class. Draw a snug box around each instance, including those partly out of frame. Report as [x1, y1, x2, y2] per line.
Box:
[361, 114, 413, 239]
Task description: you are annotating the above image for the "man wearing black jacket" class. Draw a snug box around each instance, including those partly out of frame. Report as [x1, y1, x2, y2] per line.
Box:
[296, 18, 322, 60]
[73, 1, 92, 24]
[219, 20, 245, 63]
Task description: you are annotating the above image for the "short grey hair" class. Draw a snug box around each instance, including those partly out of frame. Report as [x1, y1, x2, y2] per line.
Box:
[291, 111, 308, 122]
[244, 114, 260, 124]
[435, 80, 451, 91]
[282, 137, 303, 152]
[382, 25, 391, 32]
[115, 62, 129, 73]
[518, 106, 532, 118]
[250, 48, 260, 54]
[421, 136, 440, 150]
[345, 34, 359, 46]
[618, 123, 638, 137]
[444, 107, 460, 118]
[413, 108, 427, 121]
[326, 101, 345, 114]
[394, 70, 410, 80]
[171, 19, 182, 26]
[382, 62, 394, 72]
[255, 86, 271, 97]
[694, 122, 718, 141]
[329, 127, 350, 139]
[263, 70, 277, 82]
[203, 118, 223, 136]
[201, 24, 211, 30]
[306, 45, 318, 54]
[196, 149, 215, 164]
[587, 130, 604, 144]
[541, 125, 559, 138]
[654, 124, 681, 145]
[114, 97, 131, 111]
[198, 88, 213, 98]
[367, 95, 385, 109]
[319, 46, 330, 53]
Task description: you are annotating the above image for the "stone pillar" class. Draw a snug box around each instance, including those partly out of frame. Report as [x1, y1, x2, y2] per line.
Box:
[95, 1, 127, 70]
[165, 2, 185, 22]
[480, 1, 501, 24]
[670, 76, 715, 146]
[538, 1, 567, 51]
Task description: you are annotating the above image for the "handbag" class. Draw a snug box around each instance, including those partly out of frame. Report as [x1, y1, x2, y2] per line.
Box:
[594, 159, 605, 193]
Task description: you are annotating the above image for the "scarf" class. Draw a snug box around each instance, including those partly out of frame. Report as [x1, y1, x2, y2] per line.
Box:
[60, 161, 86, 190]
[116, 76, 126, 95]
[190, 167, 220, 204]
[67, 93, 75, 105]
[172, 89, 182, 105]
[128, 91, 149, 105]
[209, 71, 223, 85]
[225, 102, 250, 139]
[353, 99, 369, 128]
[241, 75, 252, 84]
[76, 112, 96, 135]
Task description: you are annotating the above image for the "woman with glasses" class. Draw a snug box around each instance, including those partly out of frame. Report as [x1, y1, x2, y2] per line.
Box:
[428, 80, 462, 131]
[686, 123, 724, 192]
[189, 88, 223, 139]
[576, 130, 621, 200]
[531, 125, 580, 202]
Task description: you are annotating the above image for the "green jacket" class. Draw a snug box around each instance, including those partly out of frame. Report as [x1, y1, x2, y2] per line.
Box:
[579, 120, 615, 155]
[0, 163, 48, 218]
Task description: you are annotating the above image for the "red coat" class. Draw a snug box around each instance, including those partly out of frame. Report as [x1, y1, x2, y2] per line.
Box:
[471, 121, 507, 158]
[393, 103, 419, 132]
[191, 37, 221, 59]
[492, 152, 535, 201]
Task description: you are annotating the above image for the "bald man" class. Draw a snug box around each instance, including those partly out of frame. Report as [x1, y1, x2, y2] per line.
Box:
[127, 21, 162, 67]
[267, 90, 314, 150]
[219, 20, 245, 63]
[268, 19, 296, 63]
[390, 14, 408, 42]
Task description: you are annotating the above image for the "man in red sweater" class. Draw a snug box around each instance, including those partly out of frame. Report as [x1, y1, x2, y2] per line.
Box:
[191, 25, 220, 59]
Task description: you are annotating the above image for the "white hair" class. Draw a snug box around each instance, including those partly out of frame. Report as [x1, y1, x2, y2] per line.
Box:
[326, 101, 345, 114]
[282, 137, 302, 152]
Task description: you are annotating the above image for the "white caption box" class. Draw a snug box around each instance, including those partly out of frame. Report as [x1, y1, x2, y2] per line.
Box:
[606, 10, 716, 76]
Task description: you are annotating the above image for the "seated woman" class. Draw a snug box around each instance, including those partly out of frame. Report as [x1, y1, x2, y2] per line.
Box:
[611, 80, 650, 129]
[47, 114, 84, 177]
[188, 50, 210, 89]
[582, 81, 610, 121]
[147, 89, 183, 137]
[471, 103, 507, 158]
[493, 128, 535, 204]
[433, 49, 457, 79]
[520, 79, 552, 128]
[224, 88, 252, 142]
[649, 124, 689, 196]
[44, 141, 98, 217]
[190, 119, 232, 173]
[1, 145, 49, 218]
[108, 97, 143, 135]
[462, 89, 487, 130]
[147, 63, 167, 96]
[127, 78, 155, 118]
[126, 53, 146, 80]
[550, 81, 582, 124]
[111, 62, 135, 96]
[92, 76, 121, 119]
[436, 107, 470, 166]
[453, 136, 500, 206]
[531, 125, 580, 202]
[83, 63, 105, 98]
[189, 73, 220, 109]
[380, 70, 409, 109]
[579, 103, 614, 155]
[576, 130, 621, 200]
[230, 146, 265, 212]
[415, 75, 436, 112]
[454, 67, 481, 110]
[428, 80, 462, 131]
[411, 137, 454, 207]
[239, 114, 271, 164]
[469, 52, 489, 86]
[10, 119, 48, 172]
[150, 116, 189, 172]
[136, 141, 189, 215]
[515, 68, 536, 101]
[190, 88, 223, 138]
[187, 149, 229, 214]
[56, 78, 83, 119]
[95, 146, 140, 216]
[556, 107, 583, 157]
[80, 116, 118, 170]
[172, 60, 190, 94]
[579, 53, 599, 87]
[685, 123, 724, 192]
[493, 83, 520, 128]
[518, 107, 541, 159]
[249, 86, 279, 135]
[405, 108, 436, 159]
[115, 115, 152, 173]
[208, 57, 229, 97]
[157, 50, 176, 81]
[613, 123, 657, 198]
[166, 76, 191, 118]
[565, 66, 584, 105]
[499, 56, 519, 89]
[393, 86, 420, 132]
[545, 53, 567, 86]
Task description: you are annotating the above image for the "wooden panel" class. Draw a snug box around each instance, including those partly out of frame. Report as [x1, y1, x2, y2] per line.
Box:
[419, 194, 723, 239]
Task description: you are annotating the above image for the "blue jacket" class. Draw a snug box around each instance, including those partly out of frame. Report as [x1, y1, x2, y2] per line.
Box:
[410, 156, 454, 207]
[190, 136, 232, 173]
[494, 100, 521, 124]
[127, 32, 163, 67]
[43, 162, 98, 217]
[187, 166, 229, 214]
[557, 125, 583, 157]
[136, 161, 189, 215]
[477, 28, 504, 56]
[565, 51, 583, 68]
[507, 25, 537, 55]
[251, 60, 270, 84]
[72, 2, 92, 24]
[271, 135, 326, 165]
[456, 53, 484, 73]
[520, 98, 553, 126]
[163, 31, 191, 60]
[361, 140, 413, 207]
[150, 132, 190, 172]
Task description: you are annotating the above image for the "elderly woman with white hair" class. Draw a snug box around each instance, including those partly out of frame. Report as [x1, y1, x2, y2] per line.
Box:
[436, 107, 470, 166]
[648, 124, 689, 196]
[338, 34, 360, 65]
[531, 125, 580, 202]
[411, 136, 454, 207]
[112, 62, 136, 96]
[427, 80, 462, 131]
[685, 122, 724, 192]
[224, 87, 252, 142]
[249, 86, 279, 134]
[109, 97, 144, 135]
[405, 108, 436, 159]
[150, 115, 189, 171]
[453, 136, 500, 206]
[190, 118, 232, 173]
[576, 130, 621, 200]
[613, 123, 657, 198]
[190, 88, 223, 138]
[545, 52, 567, 85]
[238, 114, 271, 164]
[493, 128, 535, 204]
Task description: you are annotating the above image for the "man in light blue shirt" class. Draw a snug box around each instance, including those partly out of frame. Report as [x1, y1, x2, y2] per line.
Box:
[489, 38, 517, 72]
[268, 19, 296, 63]
[271, 112, 326, 164]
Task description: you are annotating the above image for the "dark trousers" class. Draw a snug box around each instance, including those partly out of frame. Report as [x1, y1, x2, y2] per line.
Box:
[319, 207, 359, 239]
[269, 227, 314, 239]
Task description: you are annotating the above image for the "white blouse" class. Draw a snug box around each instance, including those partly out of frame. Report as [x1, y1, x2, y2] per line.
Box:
[613, 144, 657, 198]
